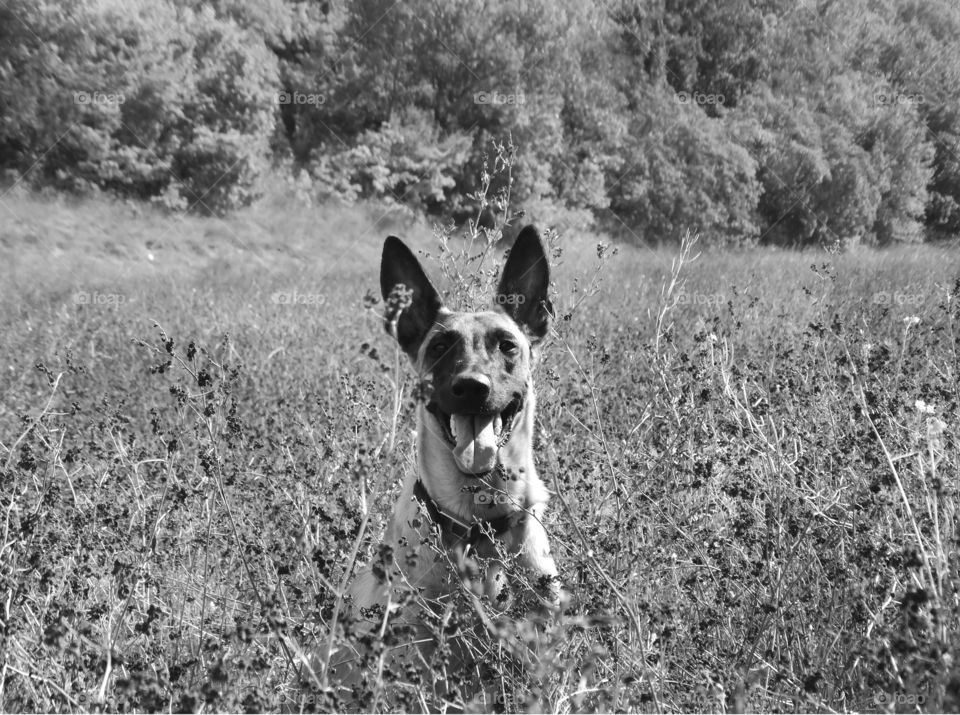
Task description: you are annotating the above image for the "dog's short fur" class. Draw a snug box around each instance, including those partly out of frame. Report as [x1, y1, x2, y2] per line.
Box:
[331, 226, 560, 682]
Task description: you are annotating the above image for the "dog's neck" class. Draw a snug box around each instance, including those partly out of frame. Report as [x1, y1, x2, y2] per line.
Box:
[412, 476, 526, 547]
[414, 389, 549, 524]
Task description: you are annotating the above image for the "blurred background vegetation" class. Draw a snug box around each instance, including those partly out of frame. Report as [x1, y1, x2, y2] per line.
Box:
[1, 0, 959, 248]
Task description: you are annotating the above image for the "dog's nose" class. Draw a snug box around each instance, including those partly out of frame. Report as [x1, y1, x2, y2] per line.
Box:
[451, 374, 491, 402]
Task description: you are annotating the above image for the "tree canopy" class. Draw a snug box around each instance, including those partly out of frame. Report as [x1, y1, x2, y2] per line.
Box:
[2, 0, 959, 246]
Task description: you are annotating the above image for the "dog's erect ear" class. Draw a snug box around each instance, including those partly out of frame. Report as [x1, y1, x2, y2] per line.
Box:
[496, 225, 552, 343]
[381, 236, 443, 359]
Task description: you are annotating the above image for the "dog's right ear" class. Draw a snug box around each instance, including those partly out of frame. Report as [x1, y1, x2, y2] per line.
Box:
[380, 236, 442, 359]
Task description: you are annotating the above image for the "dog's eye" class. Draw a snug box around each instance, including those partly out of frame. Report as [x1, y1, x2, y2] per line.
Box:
[431, 341, 449, 357]
[499, 340, 519, 355]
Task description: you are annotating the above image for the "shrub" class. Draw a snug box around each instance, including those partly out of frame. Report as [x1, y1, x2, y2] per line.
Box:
[607, 87, 760, 246]
[742, 75, 933, 248]
[309, 108, 472, 212]
[866, 0, 960, 235]
[0, 1, 277, 214]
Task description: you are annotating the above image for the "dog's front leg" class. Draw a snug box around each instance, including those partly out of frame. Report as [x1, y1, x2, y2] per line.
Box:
[518, 516, 564, 608]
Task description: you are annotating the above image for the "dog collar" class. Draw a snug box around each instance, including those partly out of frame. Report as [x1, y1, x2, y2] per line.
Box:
[413, 479, 525, 545]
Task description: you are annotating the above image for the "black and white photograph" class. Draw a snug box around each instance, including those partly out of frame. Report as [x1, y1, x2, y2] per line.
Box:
[1, 0, 958, 711]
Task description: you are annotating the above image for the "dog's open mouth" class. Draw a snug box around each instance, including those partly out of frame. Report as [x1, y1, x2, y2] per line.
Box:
[427, 398, 522, 475]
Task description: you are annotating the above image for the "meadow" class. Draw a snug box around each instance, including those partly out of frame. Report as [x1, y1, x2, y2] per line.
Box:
[1, 190, 958, 712]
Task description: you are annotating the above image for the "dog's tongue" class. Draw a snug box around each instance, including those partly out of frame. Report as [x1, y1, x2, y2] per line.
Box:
[452, 414, 498, 474]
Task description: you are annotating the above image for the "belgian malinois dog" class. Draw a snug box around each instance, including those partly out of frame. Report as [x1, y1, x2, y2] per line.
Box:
[329, 225, 561, 696]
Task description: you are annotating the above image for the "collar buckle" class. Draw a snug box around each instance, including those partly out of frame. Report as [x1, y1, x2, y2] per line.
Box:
[413, 480, 525, 546]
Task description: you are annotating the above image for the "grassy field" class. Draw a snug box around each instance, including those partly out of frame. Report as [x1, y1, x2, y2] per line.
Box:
[1, 191, 958, 712]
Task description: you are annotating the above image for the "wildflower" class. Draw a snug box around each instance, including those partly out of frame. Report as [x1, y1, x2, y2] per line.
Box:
[914, 399, 935, 415]
[927, 417, 947, 452]
[384, 283, 413, 340]
[903, 316, 920, 328]
[927, 417, 946, 438]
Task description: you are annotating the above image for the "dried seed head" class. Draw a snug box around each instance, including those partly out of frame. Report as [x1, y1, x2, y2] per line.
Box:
[384, 283, 413, 340]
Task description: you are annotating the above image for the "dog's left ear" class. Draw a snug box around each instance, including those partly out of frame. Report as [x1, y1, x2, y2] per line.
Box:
[496, 225, 552, 343]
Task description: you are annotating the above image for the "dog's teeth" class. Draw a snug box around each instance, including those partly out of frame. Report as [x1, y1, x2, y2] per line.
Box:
[450, 416, 458, 439]
[494, 414, 503, 437]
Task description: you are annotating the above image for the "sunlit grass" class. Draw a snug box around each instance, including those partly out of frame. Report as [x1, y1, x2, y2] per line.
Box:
[1, 192, 958, 712]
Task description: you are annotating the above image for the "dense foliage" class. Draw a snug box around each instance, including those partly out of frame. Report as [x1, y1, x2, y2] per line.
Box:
[2, 0, 959, 244]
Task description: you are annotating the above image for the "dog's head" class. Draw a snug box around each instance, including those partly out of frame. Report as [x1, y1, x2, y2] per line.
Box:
[380, 226, 552, 475]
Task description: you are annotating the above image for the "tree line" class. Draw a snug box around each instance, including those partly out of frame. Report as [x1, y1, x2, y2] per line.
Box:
[2, 0, 959, 247]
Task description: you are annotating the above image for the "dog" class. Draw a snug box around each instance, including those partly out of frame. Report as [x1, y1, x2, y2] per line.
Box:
[325, 225, 562, 699]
